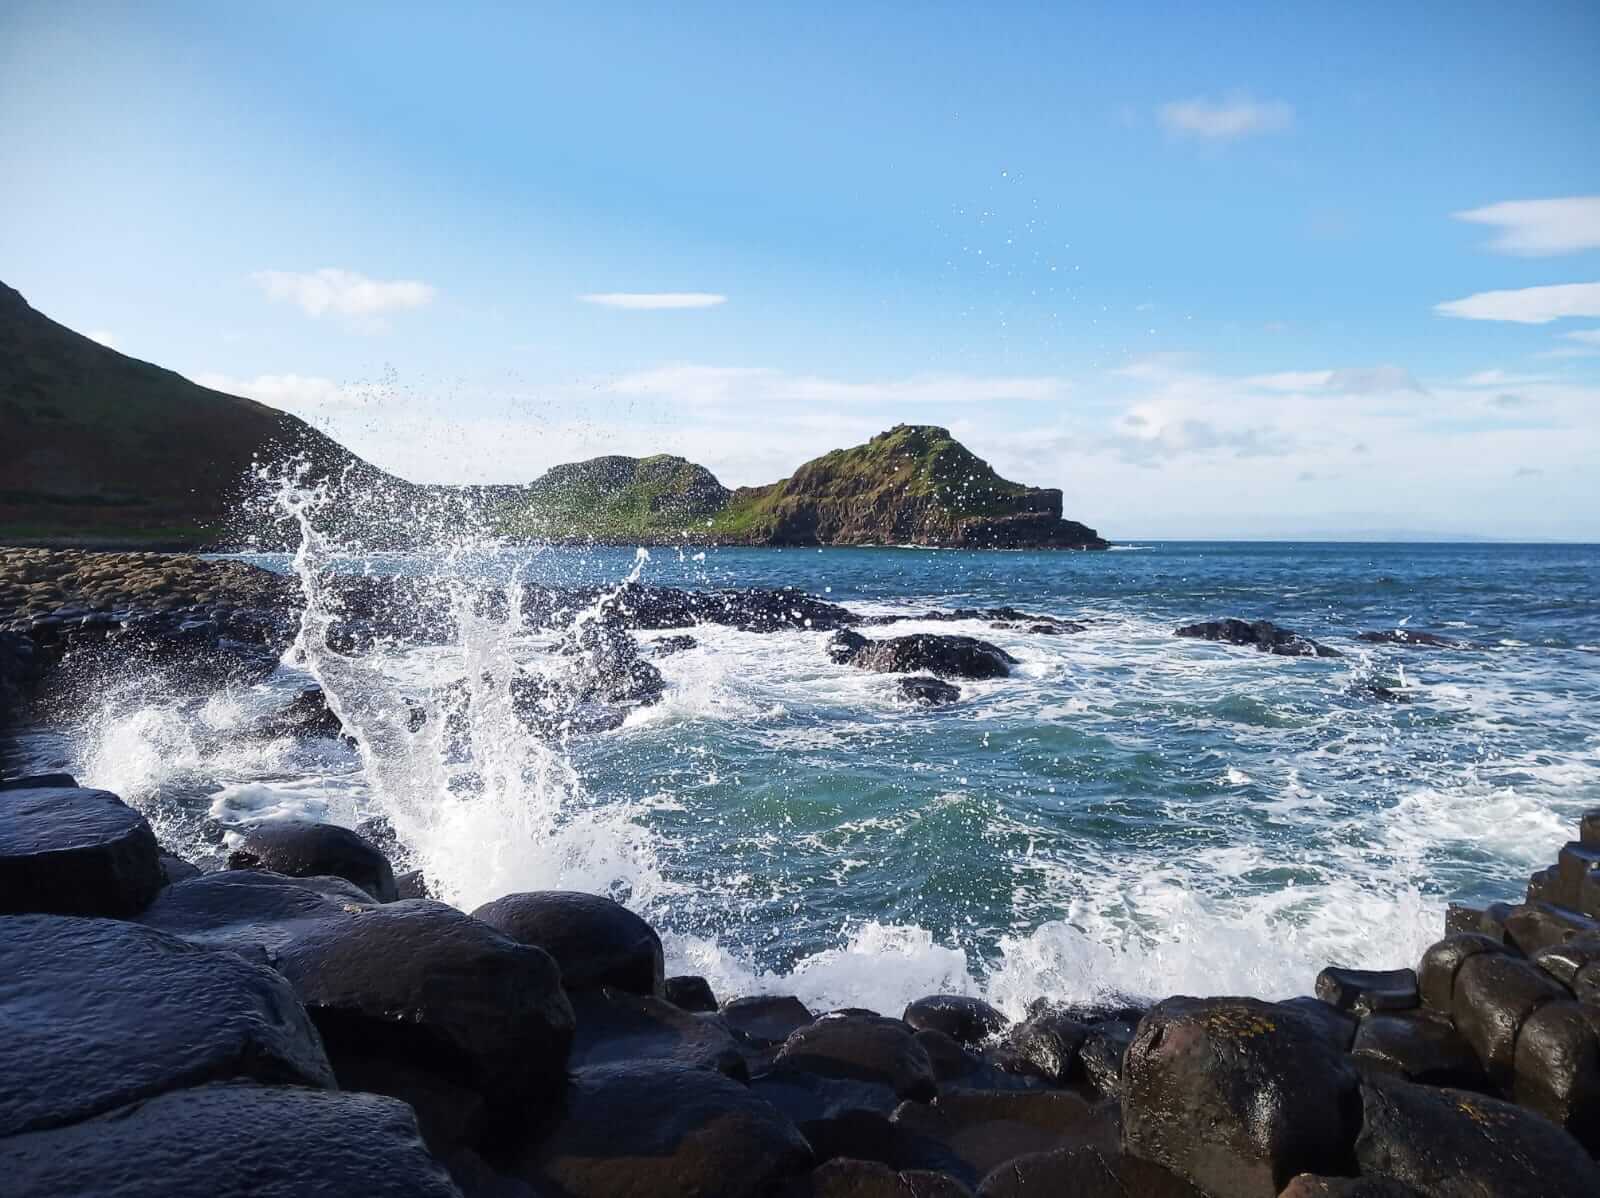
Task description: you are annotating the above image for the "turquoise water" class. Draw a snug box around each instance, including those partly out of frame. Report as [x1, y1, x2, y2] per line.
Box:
[28, 541, 1600, 1013]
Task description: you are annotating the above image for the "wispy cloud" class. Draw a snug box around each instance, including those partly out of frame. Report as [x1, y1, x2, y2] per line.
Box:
[607, 363, 1066, 407]
[1435, 282, 1600, 324]
[1157, 94, 1293, 140]
[1246, 365, 1423, 394]
[579, 292, 727, 310]
[1564, 328, 1600, 345]
[192, 371, 382, 416]
[252, 268, 436, 326]
[1453, 197, 1600, 256]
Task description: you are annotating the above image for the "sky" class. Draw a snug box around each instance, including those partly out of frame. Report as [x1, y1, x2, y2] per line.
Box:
[2, 1, 1598, 539]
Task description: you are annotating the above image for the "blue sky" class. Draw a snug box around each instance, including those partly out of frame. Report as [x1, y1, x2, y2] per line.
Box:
[3, 1, 1598, 538]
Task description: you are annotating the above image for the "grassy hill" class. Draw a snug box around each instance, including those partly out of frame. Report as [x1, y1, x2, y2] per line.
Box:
[0, 281, 413, 548]
[497, 425, 1107, 549]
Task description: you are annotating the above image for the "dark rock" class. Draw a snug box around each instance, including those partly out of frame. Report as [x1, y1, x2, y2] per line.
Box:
[585, 582, 858, 634]
[253, 686, 346, 740]
[1174, 618, 1341, 658]
[555, 621, 667, 706]
[1314, 967, 1419, 1015]
[786, 1157, 973, 1197]
[1531, 933, 1600, 987]
[994, 1006, 1089, 1084]
[1350, 1011, 1487, 1089]
[904, 995, 1009, 1045]
[665, 973, 719, 1013]
[898, 675, 962, 705]
[334, 1055, 487, 1157]
[1416, 933, 1510, 1012]
[1354, 1072, 1600, 1198]
[776, 1014, 939, 1102]
[1121, 996, 1360, 1198]
[1279, 997, 1360, 1052]
[1352, 682, 1410, 704]
[1511, 1000, 1600, 1153]
[916, 1029, 1040, 1092]
[651, 634, 698, 657]
[0, 915, 334, 1138]
[159, 851, 202, 883]
[1582, 809, 1600, 848]
[1356, 630, 1476, 649]
[796, 1108, 973, 1184]
[1077, 1020, 1137, 1099]
[1278, 1177, 1423, 1197]
[568, 987, 746, 1079]
[1557, 841, 1600, 917]
[137, 867, 376, 960]
[1451, 951, 1570, 1085]
[1528, 864, 1561, 903]
[974, 1143, 1207, 1198]
[471, 890, 664, 996]
[890, 1089, 1112, 1183]
[226, 819, 398, 902]
[722, 994, 816, 1045]
[0, 1082, 461, 1198]
[1504, 901, 1600, 955]
[829, 630, 1017, 679]
[396, 868, 433, 899]
[512, 1061, 813, 1197]
[751, 1066, 904, 1123]
[0, 772, 77, 789]
[0, 785, 163, 916]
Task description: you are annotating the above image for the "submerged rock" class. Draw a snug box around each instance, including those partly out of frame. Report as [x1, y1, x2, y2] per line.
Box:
[0, 785, 163, 916]
[226, 819, 398, 902]
[1174, 618, 1341, 658]
[1357, 629, 1480, 649]
[829, 629, 1017, 679]
[898, 675, 962, 705]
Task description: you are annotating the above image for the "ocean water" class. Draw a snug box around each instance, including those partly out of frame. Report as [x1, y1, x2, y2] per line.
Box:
[14, 532, 1600, 1017]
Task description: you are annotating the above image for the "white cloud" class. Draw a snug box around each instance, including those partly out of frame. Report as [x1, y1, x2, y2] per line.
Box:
[252, 268, 436, 325]
[1564, 328, 1600, 345]
[1157, 94, 1293, 140]
[608, 364, 1066, 407]
[1246, 365, 1422, 394]
[579, 292, 727, 310]
[1435, 282, 1600, 324]
[1453, 197, 1600, 256]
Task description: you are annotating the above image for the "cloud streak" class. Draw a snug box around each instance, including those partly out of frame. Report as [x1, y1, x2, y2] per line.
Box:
[1453, 197, 1600, 256]
[252, 268, 436, 323]
[579, 292, 727, 310]
[1157, 94, 1293, 140]
[1435, 282, 1600, 324]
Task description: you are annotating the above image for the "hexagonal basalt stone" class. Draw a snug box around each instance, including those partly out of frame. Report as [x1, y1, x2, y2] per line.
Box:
[0, 786, 163, 916]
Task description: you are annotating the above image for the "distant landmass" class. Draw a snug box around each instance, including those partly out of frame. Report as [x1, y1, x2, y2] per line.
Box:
[0, 282, 1105, 550]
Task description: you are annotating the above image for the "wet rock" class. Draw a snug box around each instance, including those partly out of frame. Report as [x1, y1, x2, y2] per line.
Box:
[1349, 1011, 1487, 1089]
[1352, 682, 1410, 704]
[1174, 618, 1341, 658]
[898, 675, 962, 705]
[588, 582, 858, 634]
[994, 1007, 1090, 1084]
[226, 819, 398, 902]
[471, 890, 665, 996]
[1077, 1019, 1139, 1099]
[975, 1143, 1207, 1198]
[555, 622, 667, 705]
[1278, 997, 1359, 1052]
[334, 1055, 487, 1157]
[916, 1029, 1039, 1092]
[1511, 1000, 1600, 1153]
[138, 867, 375, 961]
[1451, 951, 1570, 1085]
[512, 1061, 813, 1197]
[1416, 932, 1511, 1012]
[0, 772, 77, 789]
[1527, 864, 1561, 903]
[252, 686, 347, 740]
[665, 974, 719, 1013]
[751, 1066, 903, 1123]
[1356, 630, 1477, 650]
[829, 630, 1017, 679]
[904, 995, 1009, 1046]
[1503, 901, 1600, 955]
[722, 994, 816, 1046]
[0, 1081, 461, 1198]
[1531, 933, 1600, 987]
[651, 633, 698, 657]
[1354, 1072, 1600, 1198]
[1314, 967, 1418, 1015]
[1278, 1177, 1423, 1197]
[1557, 841, 1600, 916]
[786, 1157, 973, 1197]
[1582, 808, 1600, 848]
[890, 1089, 1111, 1183]
[796, 1108, 972, 1183]
[159, 850, 202, 883]
[396, 868, 433, 899]
[0, 785, 163, 916]
[776, 1014, 940, 1102]
[1121, 996, 1360, 1198]
[0, 915, 334, 1138]
[568, 987, 746, 1079]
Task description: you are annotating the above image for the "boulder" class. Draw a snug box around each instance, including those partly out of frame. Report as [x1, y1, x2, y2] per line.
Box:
[0, 1082, 461, 1198]
[652, 634, 699, 657]
[1278, 1178, 1423, 1197]
[1503, 901, 1600, 956]
[0, 785, 163, 916]
[1314, 967, 1418, 1015]
[785, 1157, 973, 1197]
[1557, 842, 1600, 917]
[904, 995, 1009, 1045]
[722, 994, 816, 1045]
[1450, 951, 1569, 1085]
[890, 1089, 1111, 1182]
[1531, 934, 1600, 988]
[1077, 1018, 1139, 1099]
[1354, 1072, 1600, 1198]
[776, 1014, 939, 1102]
[828, 630, 1017, 679]
[1355, 630, 1474, 650]
[898, 676, 962, 705]
[1349, 1012, 1487, 1089]
[472, 890, 664, 996]
[1278, 997, 1359, 1052]
[0, 915, 334, 1138]
[225, 819, 398, 902]
[160, 851, 203, 884]
[796, 1108, 972, 1183]
[993, 1007, 1091, 1084]
[1121, 996, 1360, 1198]
[568, 987, 746, 1078]
[1511, 1000, 1600, 1153]
[512, 1061, 812, 1197]
[1582, 809, 1600, 847]
[1416, 933, 1509, 1013]
[665, 974, 720, 1013]
[1174, 619, 1341, 658]
[0, 772, 78, 789]
[974, 1144, 1207, 1198]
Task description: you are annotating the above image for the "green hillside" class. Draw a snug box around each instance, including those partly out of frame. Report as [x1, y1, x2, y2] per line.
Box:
[499, 454, 730, 542]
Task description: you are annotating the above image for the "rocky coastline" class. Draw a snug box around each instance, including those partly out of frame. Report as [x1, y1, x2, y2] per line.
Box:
[4, 548, 1599, 1197]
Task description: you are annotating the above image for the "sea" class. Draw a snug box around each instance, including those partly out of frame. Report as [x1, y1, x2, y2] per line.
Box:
[12, 532, 1599, 1017]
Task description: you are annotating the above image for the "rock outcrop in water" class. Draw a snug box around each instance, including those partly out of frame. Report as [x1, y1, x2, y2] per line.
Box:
[2, 773, 1598, 1197]
[1175, 618, 1342, 658]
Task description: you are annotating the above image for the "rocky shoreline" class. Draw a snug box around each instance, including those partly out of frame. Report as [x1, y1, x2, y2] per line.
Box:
[4, 547, 1598, 1196]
